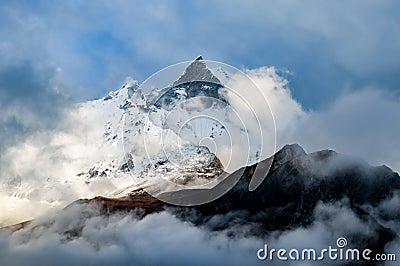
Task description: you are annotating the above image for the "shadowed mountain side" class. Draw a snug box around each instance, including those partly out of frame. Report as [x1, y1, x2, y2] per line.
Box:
[152, 57, 225, 109]
[3, 144, 400, 256]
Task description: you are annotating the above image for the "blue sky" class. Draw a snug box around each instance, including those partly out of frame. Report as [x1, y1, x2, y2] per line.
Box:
[1, 0, 400, 154]
[1, 0, 399, 108]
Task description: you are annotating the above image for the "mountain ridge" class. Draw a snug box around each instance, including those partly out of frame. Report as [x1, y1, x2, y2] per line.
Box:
[3, 143, 399, 265]
[4, 144, 399, 233]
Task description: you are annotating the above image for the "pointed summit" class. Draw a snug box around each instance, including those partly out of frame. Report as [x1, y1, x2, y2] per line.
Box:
[173, 56, 221, 86]
[152, 56, 226, 109]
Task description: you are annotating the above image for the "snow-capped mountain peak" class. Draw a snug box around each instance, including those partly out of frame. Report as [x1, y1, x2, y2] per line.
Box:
[74, 58, 233, 197]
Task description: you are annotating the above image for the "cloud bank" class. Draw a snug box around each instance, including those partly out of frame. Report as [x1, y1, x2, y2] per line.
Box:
[0, 206, 264, 266]
[246, 68, 400, 172]
[1, 197, 398, 266]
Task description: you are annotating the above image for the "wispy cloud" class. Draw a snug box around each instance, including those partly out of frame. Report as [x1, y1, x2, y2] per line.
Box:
[1, 1, 399, 106]
[0, 62, 69, 152]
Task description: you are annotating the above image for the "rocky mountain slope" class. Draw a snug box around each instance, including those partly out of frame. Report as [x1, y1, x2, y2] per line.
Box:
[6, 144, 399, 259]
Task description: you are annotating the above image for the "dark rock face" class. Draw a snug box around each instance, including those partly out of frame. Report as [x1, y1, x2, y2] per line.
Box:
[153, 57, 226, 110]
[172, 56, 221, 86]
[165, 144, 400, 254]
[223, 148, 393, 208]
[176, 144, 399, 226]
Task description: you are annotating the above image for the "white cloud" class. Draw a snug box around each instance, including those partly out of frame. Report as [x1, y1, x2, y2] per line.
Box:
[0, 208, 264, 266]
[0, 198, 390, 266]
[0, 97, 132, 226]
[286, 89, 400, 172]
[261, 200, 380, 265]
[236, 67, 400, 172]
